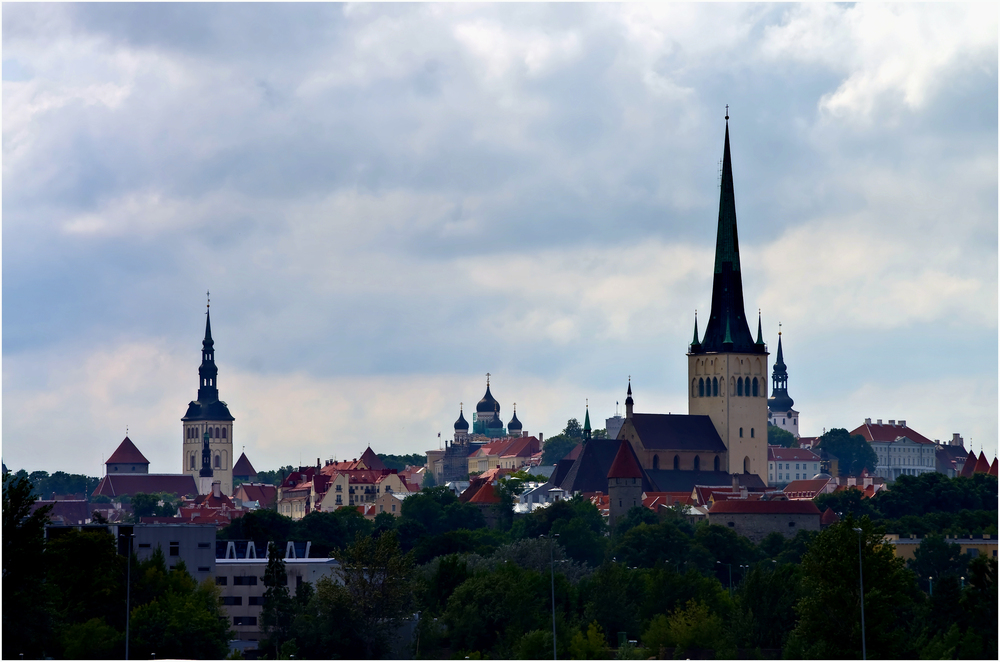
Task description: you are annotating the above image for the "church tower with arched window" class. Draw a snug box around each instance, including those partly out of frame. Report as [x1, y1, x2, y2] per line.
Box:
[687, 118, 769, 480]
[182, 297, 235, 495]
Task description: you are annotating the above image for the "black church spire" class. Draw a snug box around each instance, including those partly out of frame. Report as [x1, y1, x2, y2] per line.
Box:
[768, 329, 794, 412]
[694, 118, 764, 355]
[198, 306, 220, 403]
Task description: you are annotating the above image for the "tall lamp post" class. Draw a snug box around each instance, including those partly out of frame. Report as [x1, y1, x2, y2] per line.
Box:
[124, 533, 135, 661]
[716, 561, 732, 598]
[542, 533, 559, 660]
[853, 528, 867, 661]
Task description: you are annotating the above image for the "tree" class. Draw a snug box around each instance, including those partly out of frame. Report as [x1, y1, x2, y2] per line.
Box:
[907, 532, 969, 583]
[816, 428, 877, 477]
[260, 542, 295, 658]
[3, 473, 55, 659]
[377, 453, 425, 472]
[785, 515, 921, 659]
[767, 425, 798, 448]
[642, 600, 724, 657]
[421, 470, 437, 488]
[541, 434, 578, 465]
[564, 418, 583, 439]
[336, 531, 413, 658]
[570, 621, 609, 660]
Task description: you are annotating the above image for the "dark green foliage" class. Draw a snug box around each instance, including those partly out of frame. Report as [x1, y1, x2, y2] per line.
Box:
[815, 486, 878, 519]
[261, 542, 295, 658]
[291, 575, 366, 659]
[10, 468, 100, 499]
[907, 532, 969, 583]
[727, 563, 802, 650]
[397, 485, 486, 553]
[130, 492, 179, 519]
[816, 427, 878, 476]
[873, 472, 997, 519]
[254, 465, 296, 487]
[421, 470, 437, 488]
[612, 520, 693, 569]
[377, 453, 425, 472]
[541, 434, 579, 465]
[128, 573, 231, 660]
[293, 509, 373, 557]
[46, 529, 127, 628]
[612, 504, 657, 536]
[3, 473, 55, 659]
[579, 562, 644, 640]
[786, 515, 921, 659]
[767, 425, 798, 448]
[510, 496, 607, 566]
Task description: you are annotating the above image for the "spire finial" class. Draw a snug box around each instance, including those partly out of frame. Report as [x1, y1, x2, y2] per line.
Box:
[486, 372, 490, 386]
[460, 402, 463, 411]
[586, 398, 588, 409]
[513, 402, 516, 412]
[779, 321, 782, 336]
[725, 104, 729, 121]
[207, 290, 210, 310]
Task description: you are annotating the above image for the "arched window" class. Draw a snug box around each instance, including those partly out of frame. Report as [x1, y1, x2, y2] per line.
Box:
[653, 455, 660, 470]
[752, 377, 759, 397]
[714, 456, 720, 471]
[222, 428, 227, 439]
[190, 454, 196, 469]
[698, 379, 705, 397]
[744, 457, 750, 473]
[694, 456, 701, 471]
[737, 377, 743, 396]
[751, 428, 755, 438]
[673, 455, 680, 470]
[214, 454, 221, 469]
[712, 377, 719, 397]
[739, 427, 743, 438]
[730, 377, 736, 395]
[215, 427, 221, 438]
[208, 427, 213, 439]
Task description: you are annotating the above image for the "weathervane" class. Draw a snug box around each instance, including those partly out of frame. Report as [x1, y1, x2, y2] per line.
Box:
[207, 290, 210, 310]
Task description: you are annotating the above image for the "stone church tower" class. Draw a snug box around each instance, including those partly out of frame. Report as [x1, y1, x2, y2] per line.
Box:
[182, 299, 235, 495]
[687, 118, 769, 480]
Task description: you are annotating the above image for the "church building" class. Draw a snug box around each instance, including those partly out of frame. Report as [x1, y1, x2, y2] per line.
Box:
[181, 299, 236, 495]
[767, 328, 799, 438]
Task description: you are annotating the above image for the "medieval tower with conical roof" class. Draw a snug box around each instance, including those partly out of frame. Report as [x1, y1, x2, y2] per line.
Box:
[182, 297, 236, 495]
[767, 328, 799, 438]
[687, 118, 769, 480]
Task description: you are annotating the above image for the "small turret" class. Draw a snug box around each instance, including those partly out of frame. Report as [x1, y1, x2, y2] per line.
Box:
[583, 401, 592, 441]
[508, 403, 522, 436]
[625, 378, 634, 419]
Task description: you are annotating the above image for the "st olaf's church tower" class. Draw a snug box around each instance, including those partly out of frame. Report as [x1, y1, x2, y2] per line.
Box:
[687, 116, 769, 479]
[181, 296, 235, 495]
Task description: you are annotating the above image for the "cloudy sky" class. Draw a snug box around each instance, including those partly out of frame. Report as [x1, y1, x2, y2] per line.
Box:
[3, 3, 997, 477]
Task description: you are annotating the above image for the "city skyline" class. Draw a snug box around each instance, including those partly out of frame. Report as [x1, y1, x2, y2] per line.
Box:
[3, 4, 997, 475]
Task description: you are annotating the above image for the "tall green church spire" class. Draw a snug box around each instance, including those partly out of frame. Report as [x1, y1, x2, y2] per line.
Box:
[693, 113, 764, 355]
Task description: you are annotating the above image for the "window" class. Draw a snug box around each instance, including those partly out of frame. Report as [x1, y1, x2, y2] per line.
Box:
[190, 455, 196, 470]
[296, 576, 303, 587]
[169, 542, 180, 557]
[752, 377, 759, 397]
[138, 543, 151, 549]
[653, 455, 659, 470]
[222, 428, 227, 439]
[673, 455, 680, 470]
[727, 522, 735, 527]
[788, 521, 796, 527]
[694, 456, 700, 471]
[216, 577, 228, 586]
[233, 576, 258, 586]
[198, 542, 211, 548]
[737, 378, 743, 396]
[335, 495, 342, 505]
[233, 617, 257, 626]
[392, 504, 397, 512]
[215, 454, 221, 469]
[208, 427, 213, 439]
[336, 484, 342, 491]
[739, 428, 743, 438]
[750, 428, 754, 438]
[221, 596, 242, 606]
[967, 549, 979, 558]
[249, 596, 266, 606]
[198, 566, 210, 572]
[712, 377, 718, 396]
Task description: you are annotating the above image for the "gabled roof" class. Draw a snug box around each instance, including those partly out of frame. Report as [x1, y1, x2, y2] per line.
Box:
[359, 447, 386, 471]
[709, 500, 821, 515]
[630, 414, 727, 452]
[960, 450, 978, 477]
[232, 452, 257, 478]
[31, 500, 93, 525]
[500, 436, 541, 459]
[767, 446, 821, 462]
[106, 437, 150, 465]
[235, 483, 277, 507]
[558, 439, 654, 494]
[468, 482, 501, 504]
[92, 474, 199, 499]
[608, 440, 644, 479]
[783, 478, 833, 498]
[851, 422, 934, 445]
[972, 452, 992, 474]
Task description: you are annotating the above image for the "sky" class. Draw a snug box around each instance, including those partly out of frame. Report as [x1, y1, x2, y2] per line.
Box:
[3, 3, 997, 478]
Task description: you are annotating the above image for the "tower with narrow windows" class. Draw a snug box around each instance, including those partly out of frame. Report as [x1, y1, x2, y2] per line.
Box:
[182, 299, 235, 495]
[767, 329, 799, 437]
[687, 118, 769, 481]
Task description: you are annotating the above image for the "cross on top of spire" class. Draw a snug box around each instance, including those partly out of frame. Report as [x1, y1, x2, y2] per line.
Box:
[207, 290, 210, 309]
[725, 104, 729, 120]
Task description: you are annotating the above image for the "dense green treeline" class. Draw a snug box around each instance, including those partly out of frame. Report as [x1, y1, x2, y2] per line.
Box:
[3, 474, 231, 660]
[7, 468, 100, 499]
[6, 469, 997, 659]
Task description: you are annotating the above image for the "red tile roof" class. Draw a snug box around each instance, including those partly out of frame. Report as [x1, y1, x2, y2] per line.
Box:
[234, 483, 277, 507]
[821, 507, 840, 526]
[851, 422, 934, 445]
[783, 478, 833, 498]
[990, 458, 998, 477]
[960, 451, 978, 477]
[232, 452, 257, 478]
[468, 482, 501, 504]
[500, 436, 541, 459]
[106, 437, 150, 465]
[972, 452, 992, 475]
[359, 447, 386, 471]
[31, 500, 93, 525]
[709, 500, 821, 515]
[608, 440, 644, 479]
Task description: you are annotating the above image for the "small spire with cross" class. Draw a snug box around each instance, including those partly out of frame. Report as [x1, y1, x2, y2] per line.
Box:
[207, 290, 210, 309]
[486, 372, 490, 385]
[725, 104, 729, 120]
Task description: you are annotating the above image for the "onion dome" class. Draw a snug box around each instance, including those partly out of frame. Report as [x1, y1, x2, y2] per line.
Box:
[508, 404, 522, 432]
[488, 403, 504, 429]
[454, 404, 469, 431]
[477, 375, 500, 414]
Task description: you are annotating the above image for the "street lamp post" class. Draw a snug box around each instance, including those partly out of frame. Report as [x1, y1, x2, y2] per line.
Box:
[124, 533, 135, 661]
[928, 576, 933, 597]
[853, 528, 867, 661]
[716, 561, 732, 598]
[542, 533, 559, 660]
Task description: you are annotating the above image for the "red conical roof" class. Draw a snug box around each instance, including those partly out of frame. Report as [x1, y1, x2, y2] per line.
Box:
[106, 437, 149, 465]
[973, 452, 991, 475]
[607, 440, 644, 480]
[232, 452, 257, 477]
[359, 446, 386, 471]
[960, 450, 977, 477]
[988, 458, 998, 477]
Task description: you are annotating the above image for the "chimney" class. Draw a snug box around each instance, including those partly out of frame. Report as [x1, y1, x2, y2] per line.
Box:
[877, 419, 882, 425]
[865, 418, 871, 425]
[899, 420, 906, 428]
[539, 433, 544, 442]
[888, 420, 895, 426]
[317, 458, 320, 470]
[212, 481, 222, 498]
[952, 433, 963, 447]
